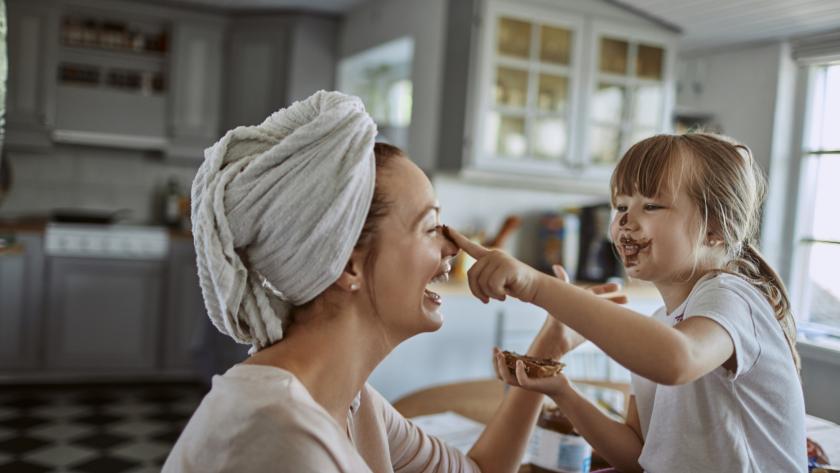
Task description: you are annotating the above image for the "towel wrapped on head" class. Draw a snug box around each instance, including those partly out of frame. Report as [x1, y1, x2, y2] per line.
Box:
[191, 91, 378, 352]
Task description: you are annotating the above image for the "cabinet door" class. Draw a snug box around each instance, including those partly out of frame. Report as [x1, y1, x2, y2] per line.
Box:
[45, 257, 163, 372]
[368, 295, 499, 402]
[472, 2, 584, 175]
[582, 21, 675, 171]
[167, 19, 224, 159]
[223, 18, 289, 132]
[161, 239, 205, 372]
[0, 234, 45, 370]
[5, 0, 58, 149]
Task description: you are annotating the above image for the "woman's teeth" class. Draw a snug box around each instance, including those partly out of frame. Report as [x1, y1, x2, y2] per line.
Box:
[424, 288, 442, 303]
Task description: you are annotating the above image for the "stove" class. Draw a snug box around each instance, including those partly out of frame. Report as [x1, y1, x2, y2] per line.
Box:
[45, 223, 170, 260]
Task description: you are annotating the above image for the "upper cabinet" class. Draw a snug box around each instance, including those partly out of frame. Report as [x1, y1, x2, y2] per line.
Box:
[6, 0, 59, 150]
[167, 19, 225, 159]
[452, 0, 678, 191]
[472, 2, 584, 175]
[4, 0, 225, 158]
[581, 20, 674, 177]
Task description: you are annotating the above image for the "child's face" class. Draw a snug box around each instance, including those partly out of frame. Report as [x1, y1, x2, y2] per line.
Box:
[610, 185, 707, 283]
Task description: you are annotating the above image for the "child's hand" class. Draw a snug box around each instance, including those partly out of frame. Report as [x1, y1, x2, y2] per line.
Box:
[493, 347, 575, 400]
[445, 226, 545, 303]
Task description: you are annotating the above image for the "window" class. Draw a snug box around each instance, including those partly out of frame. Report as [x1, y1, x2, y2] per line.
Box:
[792, 62, 840, 342]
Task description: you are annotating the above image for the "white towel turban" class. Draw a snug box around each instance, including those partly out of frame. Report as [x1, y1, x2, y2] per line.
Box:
[191, 90, 377, 352]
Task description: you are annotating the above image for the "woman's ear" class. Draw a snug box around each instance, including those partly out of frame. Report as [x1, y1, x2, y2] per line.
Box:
[335, 249, 365, 293]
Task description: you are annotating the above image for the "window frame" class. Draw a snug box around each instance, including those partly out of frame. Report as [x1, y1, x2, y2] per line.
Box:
[786, 60, 840, 343]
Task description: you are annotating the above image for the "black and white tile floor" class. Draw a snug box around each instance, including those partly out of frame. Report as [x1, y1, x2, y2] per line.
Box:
[0, 384, 205, 473]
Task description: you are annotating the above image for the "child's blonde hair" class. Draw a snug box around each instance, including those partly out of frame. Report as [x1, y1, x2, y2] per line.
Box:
[610, 132, 800, 370]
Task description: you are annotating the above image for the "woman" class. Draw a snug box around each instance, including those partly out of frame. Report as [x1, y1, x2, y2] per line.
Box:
[163, 91, 617, 472]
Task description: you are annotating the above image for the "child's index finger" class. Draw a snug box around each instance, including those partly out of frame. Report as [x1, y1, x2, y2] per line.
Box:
[443, 225, 490, 258]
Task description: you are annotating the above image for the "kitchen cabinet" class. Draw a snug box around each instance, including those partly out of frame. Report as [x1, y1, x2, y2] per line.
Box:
[0, 233, 46, 370]
[44, 256, 163, 372]
[5, 0, 226, 154]
[5, 0, 58, 150]
[161, 238, 206, 373]
[438, 0, 678, 192]
[223, 13, 338, 132]
[167, 18, 226, 159]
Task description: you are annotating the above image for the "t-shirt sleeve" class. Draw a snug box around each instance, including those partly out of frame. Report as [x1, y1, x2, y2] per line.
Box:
[683, 277, 761, 379]
[370, 388, 482, 473]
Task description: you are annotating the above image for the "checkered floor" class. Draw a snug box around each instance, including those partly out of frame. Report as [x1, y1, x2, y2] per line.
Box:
[0, 384, 205, 473]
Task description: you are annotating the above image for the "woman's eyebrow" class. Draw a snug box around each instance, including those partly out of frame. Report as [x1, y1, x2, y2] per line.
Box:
[412, 205, 440, 228]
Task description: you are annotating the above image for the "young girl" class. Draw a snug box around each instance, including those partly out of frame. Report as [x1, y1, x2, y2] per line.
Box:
[448, 133, 807, 472]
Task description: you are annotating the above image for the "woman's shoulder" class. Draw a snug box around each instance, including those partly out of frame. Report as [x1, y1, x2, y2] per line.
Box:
[201, 364, 338, 430]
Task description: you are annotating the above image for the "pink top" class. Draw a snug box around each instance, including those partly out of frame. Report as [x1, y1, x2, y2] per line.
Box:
[163, 364, 481, 472]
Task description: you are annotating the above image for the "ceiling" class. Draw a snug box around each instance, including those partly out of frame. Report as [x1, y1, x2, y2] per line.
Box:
[162, 0, 840, 51]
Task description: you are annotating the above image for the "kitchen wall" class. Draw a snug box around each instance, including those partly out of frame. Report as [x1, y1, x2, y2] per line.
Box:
[677, 41, 798, 275]
[433, 174, 605, 265]
[339, 0, 447, 172]
[677, 39, 840, 424]
[0, 146, 199, 224]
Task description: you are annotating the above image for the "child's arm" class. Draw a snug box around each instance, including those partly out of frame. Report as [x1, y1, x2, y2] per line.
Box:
[501, 360, 644, 473]
[447, 228, 735, 385]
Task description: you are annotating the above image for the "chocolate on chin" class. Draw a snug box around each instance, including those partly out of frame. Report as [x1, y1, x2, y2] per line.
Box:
[502, 351, 565, 378]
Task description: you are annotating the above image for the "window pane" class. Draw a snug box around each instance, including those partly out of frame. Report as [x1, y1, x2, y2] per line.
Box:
[590, 125, 620, 165]
[591, 83, 625, 124]
[807, 64, 840, 151]
[487, 113, 526, 158]
[533, 117, 567, 160]
[494, 66, 528, 108]
[798, 242, 840, 330]
[497, 17, 531, 59]
[636, 44, 664, 80]
[599, 37, 628, 75]
[537, 73, 568, 112]
[539, 25, 572, 65]
[810, 154, 840, 241]
[632, 85, 663, 128]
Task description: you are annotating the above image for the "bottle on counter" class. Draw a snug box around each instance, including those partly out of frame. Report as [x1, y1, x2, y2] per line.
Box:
[162, 178, 184, 228]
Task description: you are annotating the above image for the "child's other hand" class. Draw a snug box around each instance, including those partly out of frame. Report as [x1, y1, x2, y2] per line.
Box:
[445, 226, 544, 303]
[493, 347, 574, 399]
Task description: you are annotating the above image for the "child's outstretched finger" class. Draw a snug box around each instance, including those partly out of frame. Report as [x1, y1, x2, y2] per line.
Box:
[443, 226, 490, 259]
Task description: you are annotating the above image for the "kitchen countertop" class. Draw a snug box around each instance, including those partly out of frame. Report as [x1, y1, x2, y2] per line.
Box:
[0, 217, 194, 241]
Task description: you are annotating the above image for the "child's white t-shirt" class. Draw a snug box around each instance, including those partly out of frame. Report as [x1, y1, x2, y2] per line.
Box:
[630, 273, 807, 473]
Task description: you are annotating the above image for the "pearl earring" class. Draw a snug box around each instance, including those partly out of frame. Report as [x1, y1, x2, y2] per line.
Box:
[350, 283, 359, 291]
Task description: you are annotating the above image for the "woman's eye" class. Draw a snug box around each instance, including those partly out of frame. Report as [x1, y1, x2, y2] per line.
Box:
[615, 205, 628, 212]
[428, 225, 442, 234]
[644, 204, 662, 211]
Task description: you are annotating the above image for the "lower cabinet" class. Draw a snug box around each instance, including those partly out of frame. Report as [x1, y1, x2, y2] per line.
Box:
[161, 238, 206, 372]
[0, 233, 45, 370]
[45, 256, 164, 372]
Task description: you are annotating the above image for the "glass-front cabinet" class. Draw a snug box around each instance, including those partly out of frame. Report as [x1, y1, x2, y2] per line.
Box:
[584, 21, 672, 170]
[476, 2, 584, 173]
[470, 1, 676, 187]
